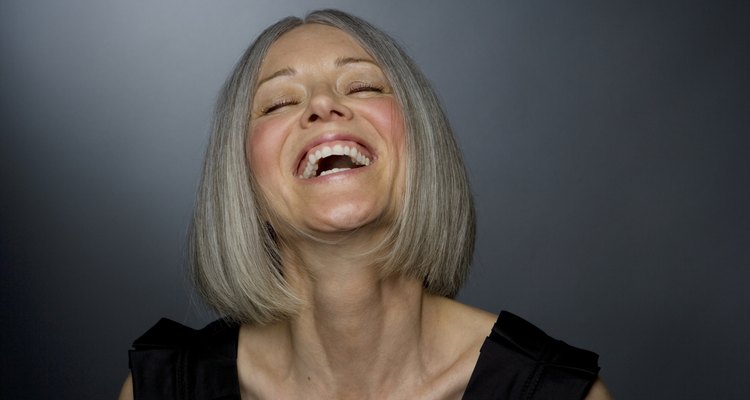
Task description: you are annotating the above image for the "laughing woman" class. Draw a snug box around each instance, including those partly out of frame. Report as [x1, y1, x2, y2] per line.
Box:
[120, 9, 611, 400]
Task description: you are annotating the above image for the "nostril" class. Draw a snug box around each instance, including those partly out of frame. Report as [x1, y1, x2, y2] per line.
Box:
[304, 101, 348, 125]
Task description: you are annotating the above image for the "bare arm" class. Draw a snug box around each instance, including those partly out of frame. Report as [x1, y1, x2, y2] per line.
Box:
[117, 373, 133, 400]
[585, 378, 613, 400]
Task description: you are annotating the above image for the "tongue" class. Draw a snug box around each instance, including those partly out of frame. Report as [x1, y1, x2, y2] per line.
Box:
[317, 155, 357, 175]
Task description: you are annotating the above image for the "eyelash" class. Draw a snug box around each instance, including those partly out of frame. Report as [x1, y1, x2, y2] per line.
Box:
[259, 82, 385, 115]
[261, 98, 298, 115]
[347, 82, 385, 94]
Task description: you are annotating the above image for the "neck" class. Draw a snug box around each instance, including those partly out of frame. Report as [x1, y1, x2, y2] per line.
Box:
[237, 232, 488, 400]
[275, 233, 435, 398]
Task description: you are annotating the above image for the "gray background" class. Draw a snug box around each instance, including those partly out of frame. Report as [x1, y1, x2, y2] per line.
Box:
[1, 0, 748, 398]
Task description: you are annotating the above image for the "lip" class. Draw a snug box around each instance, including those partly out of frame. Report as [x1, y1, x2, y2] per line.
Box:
[293, 132, 376, 177]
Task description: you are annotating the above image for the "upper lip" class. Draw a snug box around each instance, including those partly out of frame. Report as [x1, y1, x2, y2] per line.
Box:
[293, 132, 375, 176]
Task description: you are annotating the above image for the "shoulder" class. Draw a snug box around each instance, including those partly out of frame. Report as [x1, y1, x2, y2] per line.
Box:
[426, 296, 497, 366]
[130, 317, 239, 350]
[127, 318, 241, 399]
[429, 295, 497, 341]
[454, 307, 604, 400]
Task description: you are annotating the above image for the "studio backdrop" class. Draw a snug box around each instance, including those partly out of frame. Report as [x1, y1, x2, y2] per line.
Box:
[1, 1, 748, 399]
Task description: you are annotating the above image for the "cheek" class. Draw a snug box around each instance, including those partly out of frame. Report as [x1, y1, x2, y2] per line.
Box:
[367, 98, 406, 149]
[248, 119, 285, 184]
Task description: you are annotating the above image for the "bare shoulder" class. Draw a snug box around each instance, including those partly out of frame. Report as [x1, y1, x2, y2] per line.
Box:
[118, 373, 133, 400]
[420, 296, 497, 398]
[431, 297, 610, 399]
[445, 299, 497, 327]
[585, 378, 614, 400]
[428, 295, 497, 349]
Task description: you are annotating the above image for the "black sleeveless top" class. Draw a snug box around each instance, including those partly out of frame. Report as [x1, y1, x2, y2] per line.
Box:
[128, 311, 600, 399]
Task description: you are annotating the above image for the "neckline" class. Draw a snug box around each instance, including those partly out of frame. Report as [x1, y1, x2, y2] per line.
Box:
[227, 316, 501, 399]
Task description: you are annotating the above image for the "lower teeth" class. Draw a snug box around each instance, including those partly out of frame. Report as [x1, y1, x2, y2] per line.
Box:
[318, 167, 352, 177]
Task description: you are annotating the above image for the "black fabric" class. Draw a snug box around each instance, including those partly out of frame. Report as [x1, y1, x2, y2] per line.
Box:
[129, 318, 241, 400]
[463, 311, 600, 399]
[128, 311, 599, 399]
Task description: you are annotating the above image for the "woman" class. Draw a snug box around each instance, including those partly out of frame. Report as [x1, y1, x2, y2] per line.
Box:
[120, 9, 611, 400]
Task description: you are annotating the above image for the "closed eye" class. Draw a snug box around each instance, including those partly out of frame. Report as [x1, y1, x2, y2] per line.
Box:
[261, 98, 298, 114]
[347, 81, 385, 94]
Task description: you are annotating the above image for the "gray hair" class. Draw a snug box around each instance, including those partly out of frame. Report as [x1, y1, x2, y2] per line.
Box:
[189, 9, 475, 325]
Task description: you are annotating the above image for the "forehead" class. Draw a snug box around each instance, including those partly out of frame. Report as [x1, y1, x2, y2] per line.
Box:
[260, 24, 373, 73]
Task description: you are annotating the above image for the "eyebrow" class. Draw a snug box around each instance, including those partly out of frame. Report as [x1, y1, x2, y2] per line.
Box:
[257, 67, 296, 87]
[256, 57, 379, 88]
[334, 56, 378, 68]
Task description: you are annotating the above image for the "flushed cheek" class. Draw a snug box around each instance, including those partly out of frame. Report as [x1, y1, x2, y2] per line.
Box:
[367, 99, 406, 160]
[368, 98, 405, 137]
[365, 98, 407, 169]
[248, 118, 288, 186]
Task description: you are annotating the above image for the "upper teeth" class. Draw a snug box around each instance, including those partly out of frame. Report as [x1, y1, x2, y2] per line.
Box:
[300, 144, 371, 179]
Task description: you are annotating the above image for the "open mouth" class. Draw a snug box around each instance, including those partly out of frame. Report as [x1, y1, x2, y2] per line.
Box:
[297, 141, 373, 179]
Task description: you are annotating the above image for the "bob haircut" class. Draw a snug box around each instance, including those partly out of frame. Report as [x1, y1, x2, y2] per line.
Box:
[190, 9, 475, 325]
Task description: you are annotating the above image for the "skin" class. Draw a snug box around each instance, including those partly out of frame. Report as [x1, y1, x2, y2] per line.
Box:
[248, 26, 406, 237]
[239, 24, 492, 399]
[119, 24, 612, 400]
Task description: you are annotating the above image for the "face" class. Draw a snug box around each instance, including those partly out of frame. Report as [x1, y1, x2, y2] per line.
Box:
[248, 24, 406, 235]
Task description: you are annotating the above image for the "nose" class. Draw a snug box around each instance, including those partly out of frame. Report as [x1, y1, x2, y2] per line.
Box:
[300, 85, 353, 128]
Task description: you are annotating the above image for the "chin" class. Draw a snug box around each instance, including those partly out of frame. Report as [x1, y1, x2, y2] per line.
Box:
[305, 202, 385, 234]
